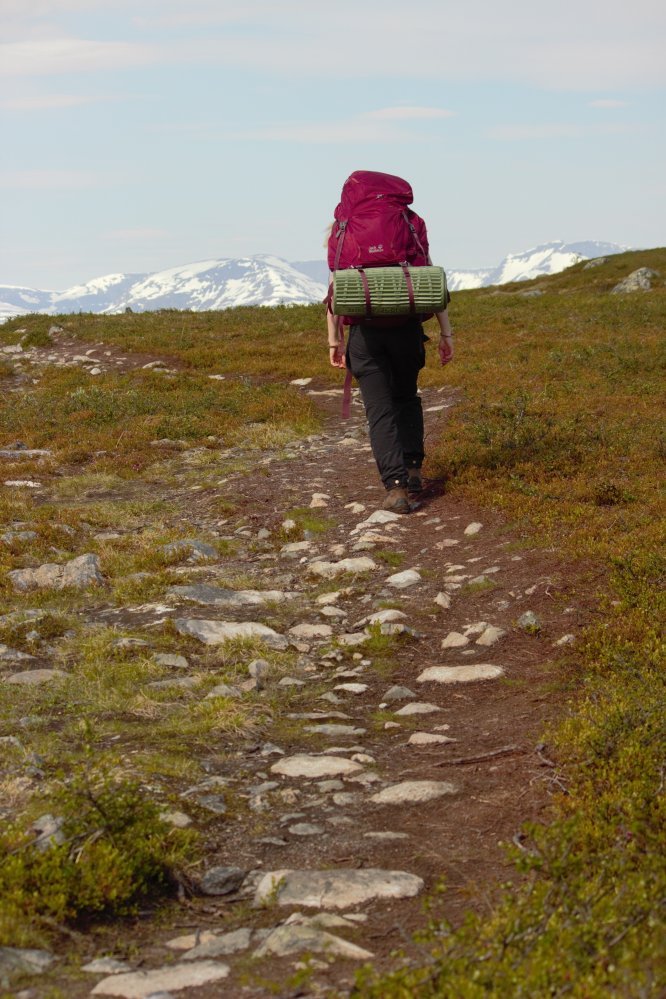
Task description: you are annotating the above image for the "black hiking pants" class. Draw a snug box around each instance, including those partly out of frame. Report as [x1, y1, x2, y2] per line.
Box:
[346, 319, 426, 489]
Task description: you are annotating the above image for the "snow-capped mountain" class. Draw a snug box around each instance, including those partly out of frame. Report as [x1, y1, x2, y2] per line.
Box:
[0, 256, 327, 322]
[0, 241, 630, 323]
[444, 240, 629, 291]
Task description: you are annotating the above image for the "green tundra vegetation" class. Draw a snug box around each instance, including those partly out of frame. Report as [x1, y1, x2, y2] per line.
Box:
[0, 248, 664, 993]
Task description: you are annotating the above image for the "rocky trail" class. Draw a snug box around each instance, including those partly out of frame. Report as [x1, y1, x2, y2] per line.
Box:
[1, 336, 589, 998]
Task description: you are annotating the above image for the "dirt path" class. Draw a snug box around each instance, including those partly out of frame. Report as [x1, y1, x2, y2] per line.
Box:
[2, 344, 591, 997]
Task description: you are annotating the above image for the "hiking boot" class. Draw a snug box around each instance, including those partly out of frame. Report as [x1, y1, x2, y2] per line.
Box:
[407, 469, 423, 493]
[382, 486, 410, 515]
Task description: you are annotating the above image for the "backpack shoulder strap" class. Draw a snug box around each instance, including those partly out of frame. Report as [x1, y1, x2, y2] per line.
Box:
[401, 211, 430, 264]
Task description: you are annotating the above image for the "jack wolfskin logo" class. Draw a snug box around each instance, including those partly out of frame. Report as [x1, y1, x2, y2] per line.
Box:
[368, 244, 384, 254]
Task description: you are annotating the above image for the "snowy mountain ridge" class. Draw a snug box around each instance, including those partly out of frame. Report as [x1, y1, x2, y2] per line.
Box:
[0, 241, 629, 322]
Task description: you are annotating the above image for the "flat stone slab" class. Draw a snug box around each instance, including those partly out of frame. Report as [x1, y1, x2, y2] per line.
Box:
[289, 623, 332, 639]
[0, 947, 54, 986]
[407, 732, 456, 746]
[0, 644, 35, 662]
[476, 625, 507, 646]
[254, 924, 372, 960]
[304, 724, 367, 737]
[182, 928, 253, 960]
[174, 618, 287, 649]
[386, 569, 421, 588]
[362, 608, 408, 626]
[4, 669, 68, 685]
[8, 553, 103, 592]
[441, 631, 470, 648]
[308, 557, 377, 578]
[270, 755, 364, 779]
[90, 960, 229, 996]
[168, 584, 291, 607]
[254, 868, 423, 908]
[394, 701, 442, 716]
[352, 510, 401, 532]
[417, 664, 505, 684]
[370, 780, 457, 805]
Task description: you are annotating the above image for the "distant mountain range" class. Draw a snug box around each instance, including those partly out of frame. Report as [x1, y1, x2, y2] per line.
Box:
[0, 241, 629, 322]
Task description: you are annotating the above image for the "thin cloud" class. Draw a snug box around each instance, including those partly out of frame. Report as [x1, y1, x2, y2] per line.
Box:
[0, 38, 159, 76]
[488, 123, 637, 140]
[0, 93, 107, 110]
[0, 169, 105, 189]
[588, 99, 630, 108]
[3, 1, 665, 90]
[220, 107, 455, 144]
[104, 228, 170, 240]
[364, 106, 455, 120]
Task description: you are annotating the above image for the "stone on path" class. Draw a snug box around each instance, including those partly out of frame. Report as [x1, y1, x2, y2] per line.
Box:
[308, 557, 376, 578]
[362, 608, 408, 626]
[464, 522, 483, 535]
[310, 492, 330, 508]
[394, 701, 442, 716]
[82, 958, 132, 974]
[334, 683, 368, 694]
[254, 924, 373, 960]
[386, 568, 421, 588]
[337, 632, 369, 647]
[304, 724, 366, 737]
[182, 928, 253, 960]
[160, 539, 218, 562]
[383, 685, 416, 702]
[434, 592, 452, 609]
[199, 866, 246, 896]
[289, 623, 332, 639]
[476, 625, 506, 646]
[168, 584, 290, 607]
[441, 631, 470, 648]
[352, 509, 401, 532]
[288, 822, 324, 836]
[174, 619, 287, 649]
[518, 611, 541, 631]
[407, 732, 456, 746]
[0, 644, 35, 662]
[417, 664, 504, 684]
[8, 553, 103, 592]
[370, 780, 457, 805]
[254, 868, 423, 909]
[4, 669, 67, 685]
[0, 947, 54, 987]
[364, 831, 409, 841]
[270, 755, 364, 779]
[90, 960, 229, 997]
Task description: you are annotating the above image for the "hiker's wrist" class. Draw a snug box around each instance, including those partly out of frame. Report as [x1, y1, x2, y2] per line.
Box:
[440, 333, 454, 339]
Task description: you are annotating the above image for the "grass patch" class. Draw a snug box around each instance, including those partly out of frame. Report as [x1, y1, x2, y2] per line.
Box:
[0, 771, 195, 948]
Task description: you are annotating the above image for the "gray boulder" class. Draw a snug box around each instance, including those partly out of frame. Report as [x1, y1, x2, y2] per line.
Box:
[611, 267, 660, 293]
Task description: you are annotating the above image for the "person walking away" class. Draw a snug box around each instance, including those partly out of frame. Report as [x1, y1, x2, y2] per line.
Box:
[327, 171, 454, 514]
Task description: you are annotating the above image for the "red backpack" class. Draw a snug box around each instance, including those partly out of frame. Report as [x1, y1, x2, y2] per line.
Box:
[328, 170, 430, 275]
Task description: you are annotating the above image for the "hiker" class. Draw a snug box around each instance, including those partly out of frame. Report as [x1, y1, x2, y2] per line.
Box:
[326, 170, 454, 514]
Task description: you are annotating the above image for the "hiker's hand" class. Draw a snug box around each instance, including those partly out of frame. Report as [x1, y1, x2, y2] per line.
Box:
[329, 345, 346, 368]
[438, 335, 454, 366]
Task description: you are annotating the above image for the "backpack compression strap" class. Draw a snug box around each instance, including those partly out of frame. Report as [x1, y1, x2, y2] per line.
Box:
[400, 263, 416, 314]
[333, 220, 347, 272]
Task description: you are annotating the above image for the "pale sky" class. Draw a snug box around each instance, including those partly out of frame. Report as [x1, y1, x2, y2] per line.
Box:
[1, 0, 665, 289]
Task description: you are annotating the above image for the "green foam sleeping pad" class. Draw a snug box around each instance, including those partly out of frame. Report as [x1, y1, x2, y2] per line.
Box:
[332, 265, 447, 317]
